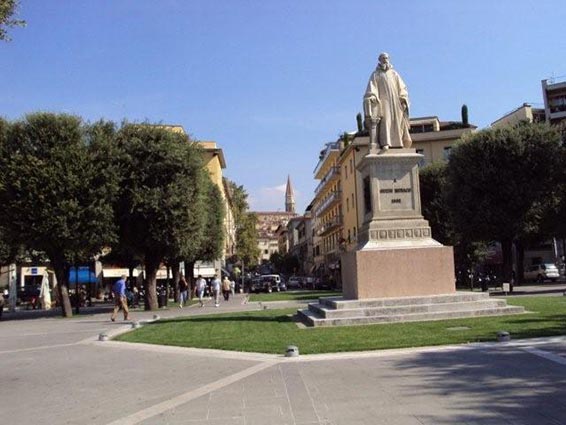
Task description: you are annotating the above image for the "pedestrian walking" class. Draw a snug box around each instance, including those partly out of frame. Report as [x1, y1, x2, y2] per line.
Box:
[111, 274, 130, 322]
[230, 278, 236, 296]
[195, 275, 206, 307]
[222, 276, 231, 301]
[211, 274, 221, 307]
[178, 274, 189, 308]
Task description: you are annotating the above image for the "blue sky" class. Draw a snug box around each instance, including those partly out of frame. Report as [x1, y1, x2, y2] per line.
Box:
[1, 1, 565, 212]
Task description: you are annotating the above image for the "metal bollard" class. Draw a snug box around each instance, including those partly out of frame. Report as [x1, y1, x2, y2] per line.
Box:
[98, 333, 109, 342]
[285, 345, 299, 357]
[497, 331, 510, 342]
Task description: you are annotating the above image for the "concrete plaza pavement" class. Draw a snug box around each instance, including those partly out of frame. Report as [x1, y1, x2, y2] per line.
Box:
[2, 292, 566, 424]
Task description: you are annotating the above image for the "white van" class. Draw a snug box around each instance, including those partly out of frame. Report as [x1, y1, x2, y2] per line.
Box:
[259, 274, 285, 292]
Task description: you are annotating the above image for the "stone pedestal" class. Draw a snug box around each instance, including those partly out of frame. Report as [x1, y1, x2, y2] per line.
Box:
[343, 148, 455, 299]
[341, 246, 455, 299]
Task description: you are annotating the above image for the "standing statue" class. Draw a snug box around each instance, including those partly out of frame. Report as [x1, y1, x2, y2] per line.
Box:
[363, 52, 412, 152]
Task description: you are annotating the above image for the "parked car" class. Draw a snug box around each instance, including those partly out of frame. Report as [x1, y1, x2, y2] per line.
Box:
[287, 276, 302, 289]
[303, 276, 315, 289]
[315, 279, 331, 290]
[250, 274, 286, 293]
[277, 277, 287, 292]
[524, 263, 560, 283]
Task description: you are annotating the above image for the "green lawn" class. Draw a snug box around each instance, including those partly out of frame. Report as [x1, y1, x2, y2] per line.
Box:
[115, 296, 566, 355]
[248, 290, 342, 302]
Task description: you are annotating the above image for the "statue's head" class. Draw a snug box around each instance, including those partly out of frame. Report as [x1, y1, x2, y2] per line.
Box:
[378, 52, 391, 70]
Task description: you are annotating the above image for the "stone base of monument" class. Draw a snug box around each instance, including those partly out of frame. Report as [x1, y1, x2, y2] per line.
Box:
[341, 246, 456, 299]
[297, 292, 525, 327]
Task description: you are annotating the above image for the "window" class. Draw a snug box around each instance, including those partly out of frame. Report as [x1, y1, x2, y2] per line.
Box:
[347, 229, 351, 243]
[350, 159, 353, 174]
[443, 146, 452, 161]
[344, 165, 348, 179]
[353, 226, 357, 237]
[346, 197, 350, 212]
[264, 249, 268, 254]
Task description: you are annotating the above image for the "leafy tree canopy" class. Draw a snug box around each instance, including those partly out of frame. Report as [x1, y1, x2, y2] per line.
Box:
[113, 124, 207, 265]
[0, 0, 25, 41]
[0, 113, 119, 264]
[0, 113, 119, 316]
[445, 122, 563, 280]
[226, 180, 259, 266]
[446, 123, 562, 243]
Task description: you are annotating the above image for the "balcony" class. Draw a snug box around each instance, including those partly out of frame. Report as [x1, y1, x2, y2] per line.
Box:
[313, 142, 340, 178]
[316, 215, 343, 237]
[314, 166, 341, 196]
[314, 190, 341, 217]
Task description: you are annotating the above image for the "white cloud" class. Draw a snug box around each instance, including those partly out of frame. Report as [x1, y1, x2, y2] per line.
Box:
[249, 183, 301, 212]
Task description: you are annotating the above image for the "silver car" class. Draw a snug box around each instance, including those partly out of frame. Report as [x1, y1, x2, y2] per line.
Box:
[524, 263, 560, 283]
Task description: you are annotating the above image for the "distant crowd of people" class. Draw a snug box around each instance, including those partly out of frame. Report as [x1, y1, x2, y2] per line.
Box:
[109, 273, 237, 321]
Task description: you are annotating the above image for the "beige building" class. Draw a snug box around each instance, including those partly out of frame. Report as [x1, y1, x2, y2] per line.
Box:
[312, 141, 342, 280]
[410, 116, 476, 166]
[338, 136, 369, 252]
[491, 103, 545, 128]
[198, 141, 236, 260]
[295, 207, 314, 275]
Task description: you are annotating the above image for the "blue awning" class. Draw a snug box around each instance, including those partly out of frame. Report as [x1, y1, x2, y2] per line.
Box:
[68, 266, 97, 284]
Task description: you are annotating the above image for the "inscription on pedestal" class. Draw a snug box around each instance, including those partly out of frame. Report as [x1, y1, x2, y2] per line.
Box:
[377, 164, 415, 212]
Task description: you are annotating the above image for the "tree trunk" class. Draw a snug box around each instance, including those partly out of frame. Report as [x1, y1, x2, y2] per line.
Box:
[516, 239, 525, 283]
[144, 254, 160, 310]
[501, 239, 513, 283]
[185, 260, 195, 299]
[52, 260, 72, 318]
[171, 262, 180, 304]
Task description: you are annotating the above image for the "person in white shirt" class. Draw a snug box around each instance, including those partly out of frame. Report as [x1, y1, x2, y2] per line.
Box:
[195, 275, 207, 307]
[211, 274, 221, 307]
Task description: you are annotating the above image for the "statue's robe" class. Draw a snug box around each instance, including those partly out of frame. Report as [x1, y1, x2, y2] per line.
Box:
[364, 67, 412, 149]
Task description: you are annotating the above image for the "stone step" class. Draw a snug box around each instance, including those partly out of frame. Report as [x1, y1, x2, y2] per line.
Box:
[297, 305, 526, 327]
[319, 292, 491, 310]
[308, 299, 508, 319]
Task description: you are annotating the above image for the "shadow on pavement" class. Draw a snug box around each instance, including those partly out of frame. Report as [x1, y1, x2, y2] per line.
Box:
[0, 304, 115, 321]
[390, 345, 566, 423]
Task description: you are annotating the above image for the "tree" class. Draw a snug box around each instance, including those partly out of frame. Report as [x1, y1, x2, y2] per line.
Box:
[113, 124, 207, 310]
[0, 0, 25, 42]
[181, 176, 225, 292]
[0, 114, 119, 317]
[446, 122, 563, 283]
[236, 213, 260, 267]
[226, 180, 260, 266]
[420, 162, 492, 288]
[461, 104, 469, 127]
[0, 117, 11, 264]
[419, 162, 452, 245]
